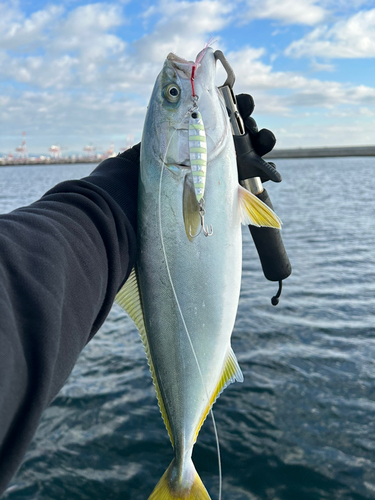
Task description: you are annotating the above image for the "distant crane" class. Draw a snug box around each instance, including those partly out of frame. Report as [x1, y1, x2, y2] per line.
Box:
[106, 142, 115, 158]
[120, 134, 135, 152]
[126, 134, 134, 149]
[84, 144, 96, 157]
[15, 132, 28, 158]
[49, 144, 62, 159]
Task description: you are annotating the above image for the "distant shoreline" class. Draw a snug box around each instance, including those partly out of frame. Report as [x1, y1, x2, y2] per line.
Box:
[1, 145, 374, 166]
[265, 145, 375, 159]
[0, 157, 102, 167]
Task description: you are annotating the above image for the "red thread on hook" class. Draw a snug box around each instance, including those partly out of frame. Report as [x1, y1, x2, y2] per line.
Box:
[191, 65, 196, 97]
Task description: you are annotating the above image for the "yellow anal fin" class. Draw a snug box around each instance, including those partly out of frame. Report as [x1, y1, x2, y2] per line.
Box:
[193, 348, 243, 443]
[238, 184, 282, 228]
[115, 268, 174, 447]
[148, 458, 211, 500]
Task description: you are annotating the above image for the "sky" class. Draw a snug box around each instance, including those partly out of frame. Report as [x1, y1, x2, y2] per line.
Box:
[0, 0, 375, 155]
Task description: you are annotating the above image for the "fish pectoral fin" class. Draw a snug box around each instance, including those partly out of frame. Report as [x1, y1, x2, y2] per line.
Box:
[115, 268, 174, 447]
[148, 458, 211, 500]
[238, 184, 282, 228]
[183, 173, 200, 241]
[193, 348, 243, 444]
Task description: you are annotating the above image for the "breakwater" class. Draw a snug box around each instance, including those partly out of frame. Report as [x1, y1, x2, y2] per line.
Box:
[265, 145, 375, 159]
[0, 157, 101, 167]
[1, 146, 374, 167]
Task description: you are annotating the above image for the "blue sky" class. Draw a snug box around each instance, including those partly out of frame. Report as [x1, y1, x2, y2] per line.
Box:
[0, 0, 374, 154]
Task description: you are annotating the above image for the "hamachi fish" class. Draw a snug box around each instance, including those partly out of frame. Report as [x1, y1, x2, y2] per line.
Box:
[116, 46, 281, 499]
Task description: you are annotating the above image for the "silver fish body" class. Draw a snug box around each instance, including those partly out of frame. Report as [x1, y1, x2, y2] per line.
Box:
[141, 47, 241, 436]
[116, 47, 281, 500]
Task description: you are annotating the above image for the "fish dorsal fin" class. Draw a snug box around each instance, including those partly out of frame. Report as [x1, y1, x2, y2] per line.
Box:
[115, 268, 174, 446]
[238, 184, 282, 228]
[193, 348, 243, 443]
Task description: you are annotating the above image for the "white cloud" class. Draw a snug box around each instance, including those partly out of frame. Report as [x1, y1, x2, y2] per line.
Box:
[0, 52, 80, 88]
[0, 88, 145, 153]
[0, 0, 233, 93]
[0, 2, 63, 51]
[284, 82, 375, 108]
[359, 106, 375, 116]
[322, 0, 374, 13]
[309, 60, 335, 72]
[272, 119, 375, 148]
[244, 0, 327, 25]
[225, 47, 307, 91]
[134, 0, 233, 63]
[223, 47, 375, 117]
[1, 0, 375, 152]
[286, 8, 375, 58]
[0, 0, 236, 153]
[52, 3, 126, 60]
[0, 2, 130, 92]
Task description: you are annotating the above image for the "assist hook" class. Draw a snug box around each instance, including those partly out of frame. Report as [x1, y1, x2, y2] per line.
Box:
[189, 200, 213, 238]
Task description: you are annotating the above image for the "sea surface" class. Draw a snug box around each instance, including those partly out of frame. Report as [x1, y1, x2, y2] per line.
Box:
[1, 157, 375, 500]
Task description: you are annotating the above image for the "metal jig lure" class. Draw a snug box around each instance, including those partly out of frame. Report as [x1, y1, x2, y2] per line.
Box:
[188, 66, 213, 238]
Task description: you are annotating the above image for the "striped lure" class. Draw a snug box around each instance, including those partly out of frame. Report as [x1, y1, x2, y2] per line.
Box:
[189, 110, 207, 203]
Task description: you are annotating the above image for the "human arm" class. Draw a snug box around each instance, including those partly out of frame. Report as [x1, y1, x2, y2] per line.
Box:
[0, 145, 140, 494]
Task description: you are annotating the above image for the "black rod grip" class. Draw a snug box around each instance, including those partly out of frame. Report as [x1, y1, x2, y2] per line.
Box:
[249, 189, 292, 282]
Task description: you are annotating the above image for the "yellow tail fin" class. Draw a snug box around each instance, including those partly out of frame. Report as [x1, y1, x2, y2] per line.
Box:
[148, 458, 211, 500]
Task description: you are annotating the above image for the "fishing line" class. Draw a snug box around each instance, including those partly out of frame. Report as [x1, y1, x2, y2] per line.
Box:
[158, 111, 222, 500]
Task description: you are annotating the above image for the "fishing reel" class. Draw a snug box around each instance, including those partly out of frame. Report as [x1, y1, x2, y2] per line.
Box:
[214, 50, 292, 305]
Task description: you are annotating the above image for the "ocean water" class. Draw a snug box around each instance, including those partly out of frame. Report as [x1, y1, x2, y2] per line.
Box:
[1, 157, 375, 500]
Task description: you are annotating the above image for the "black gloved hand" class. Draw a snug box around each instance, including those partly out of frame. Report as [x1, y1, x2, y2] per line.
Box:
[84, 143, 140, 232]
[235, 94, 281, 183]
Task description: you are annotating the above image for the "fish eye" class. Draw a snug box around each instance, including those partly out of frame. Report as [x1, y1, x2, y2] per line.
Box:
[165, 84, 181, 103]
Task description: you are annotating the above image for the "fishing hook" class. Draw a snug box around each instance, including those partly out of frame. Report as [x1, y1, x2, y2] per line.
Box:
[189, 200, 213, 238]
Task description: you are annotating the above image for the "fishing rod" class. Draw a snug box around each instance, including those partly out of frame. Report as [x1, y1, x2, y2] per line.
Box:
[214, 50, 292, 305]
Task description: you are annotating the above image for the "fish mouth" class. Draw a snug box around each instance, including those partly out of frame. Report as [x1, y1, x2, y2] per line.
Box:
[167, 53, 193, 65]
[167, 53, 194, 79]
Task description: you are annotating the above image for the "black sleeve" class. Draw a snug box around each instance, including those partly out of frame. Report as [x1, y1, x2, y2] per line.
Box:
[0, 144, 140, 495]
